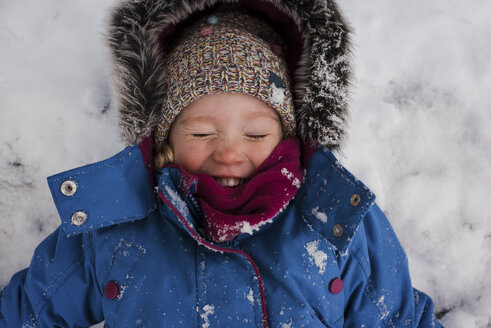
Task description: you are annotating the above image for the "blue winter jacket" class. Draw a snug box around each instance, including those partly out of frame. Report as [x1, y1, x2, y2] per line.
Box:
[0, 144, 442, 327]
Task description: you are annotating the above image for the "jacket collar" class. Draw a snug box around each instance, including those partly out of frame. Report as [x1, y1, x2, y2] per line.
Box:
[296, 147, 376, 253]
[47, 144, 155, 236]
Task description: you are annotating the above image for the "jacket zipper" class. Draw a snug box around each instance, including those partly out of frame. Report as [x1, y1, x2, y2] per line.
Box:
[158, 190, 269, 328]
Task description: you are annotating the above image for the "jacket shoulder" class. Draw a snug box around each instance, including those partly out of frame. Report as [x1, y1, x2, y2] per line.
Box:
[47, 145, 155, 236]
[296, 148, 376, 253]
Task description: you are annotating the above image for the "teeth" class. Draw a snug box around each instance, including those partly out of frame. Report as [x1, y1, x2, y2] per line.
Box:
[215, 177, 243, 187]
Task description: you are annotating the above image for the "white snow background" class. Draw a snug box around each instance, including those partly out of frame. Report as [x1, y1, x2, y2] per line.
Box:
[1, 0, 490, 327]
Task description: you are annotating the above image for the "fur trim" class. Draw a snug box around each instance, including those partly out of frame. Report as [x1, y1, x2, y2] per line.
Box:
[107, 0, 352, 150]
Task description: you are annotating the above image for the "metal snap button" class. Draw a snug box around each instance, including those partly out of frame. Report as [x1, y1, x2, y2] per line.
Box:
[60, 180, 77, 196]
[350, 193, 361, 207]
[333, 224, 343, 238]
[71, 211, 87, 226]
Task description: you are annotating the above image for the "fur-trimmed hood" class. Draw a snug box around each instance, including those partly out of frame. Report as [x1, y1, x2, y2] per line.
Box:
[107, 0, 352, 150]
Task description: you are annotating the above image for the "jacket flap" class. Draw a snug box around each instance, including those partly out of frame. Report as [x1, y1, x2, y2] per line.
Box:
[297, 148, 376, 253]
[47, 145, 155, 236]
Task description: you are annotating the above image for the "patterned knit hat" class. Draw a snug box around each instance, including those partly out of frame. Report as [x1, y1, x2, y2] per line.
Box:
[154, 11, 296, 146]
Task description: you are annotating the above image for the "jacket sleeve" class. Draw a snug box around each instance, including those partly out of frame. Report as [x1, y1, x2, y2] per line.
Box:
[0, 227, 103, 327]
[339, 203, 443, 327]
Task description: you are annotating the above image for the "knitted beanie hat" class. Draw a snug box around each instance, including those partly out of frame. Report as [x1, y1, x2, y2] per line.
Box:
[154, 11, 296, 147]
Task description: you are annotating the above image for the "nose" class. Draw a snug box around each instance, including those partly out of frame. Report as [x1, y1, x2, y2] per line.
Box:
[212, 142, 246, 166]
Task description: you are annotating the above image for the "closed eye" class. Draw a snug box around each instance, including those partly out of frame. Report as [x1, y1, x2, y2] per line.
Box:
[246, 134, 267, 140]
[192, 133, 213, 138]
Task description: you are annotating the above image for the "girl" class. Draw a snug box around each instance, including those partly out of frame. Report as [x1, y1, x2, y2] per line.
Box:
[1, 1, 443, 327]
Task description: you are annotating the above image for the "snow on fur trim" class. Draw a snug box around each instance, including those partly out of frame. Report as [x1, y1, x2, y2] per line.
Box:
[107, 0, 352, 150]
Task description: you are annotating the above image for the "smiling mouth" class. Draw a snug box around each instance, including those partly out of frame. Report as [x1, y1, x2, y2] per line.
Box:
[214, 177, 244, 187]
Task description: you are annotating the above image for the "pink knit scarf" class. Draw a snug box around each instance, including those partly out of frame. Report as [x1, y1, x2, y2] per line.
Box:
[188, 138, 303, 243]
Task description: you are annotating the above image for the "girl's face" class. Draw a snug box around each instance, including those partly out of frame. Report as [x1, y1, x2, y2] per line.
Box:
[168, 93, 283, 187]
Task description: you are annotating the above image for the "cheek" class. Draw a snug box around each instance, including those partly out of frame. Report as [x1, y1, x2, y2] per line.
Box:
[247, 139, 282, 167]
[172, 143, 209, 173]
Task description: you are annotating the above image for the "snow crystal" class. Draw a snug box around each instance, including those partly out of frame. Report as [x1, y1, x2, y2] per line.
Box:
[240, 221, 254, 235]
[377, 296, 390, 320]
[281, 168, 302, 188]
[281, 168, 294, 180]
[115, 239, 147, 255]
[200, 260, 206, 271]
[164, 185, 191, 219]
[271, 84, 286, 105]
[305, 240, 328, 275]
[311, 206, 328, 223]
[239, 218, 276, 236]
[117, 283, 127, 300]
[200, 304, 215, 328]
[246, 288, 254, 304]
[20, 319, 37, 328]
[280, 319, 293, 328]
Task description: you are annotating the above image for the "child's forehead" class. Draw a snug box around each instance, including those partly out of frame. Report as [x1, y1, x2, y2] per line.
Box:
[185, 92, 276, 112]
[178, 93, 280, 122]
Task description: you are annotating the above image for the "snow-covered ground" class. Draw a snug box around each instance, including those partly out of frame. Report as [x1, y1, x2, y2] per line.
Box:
[1, 0, 490, 327]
